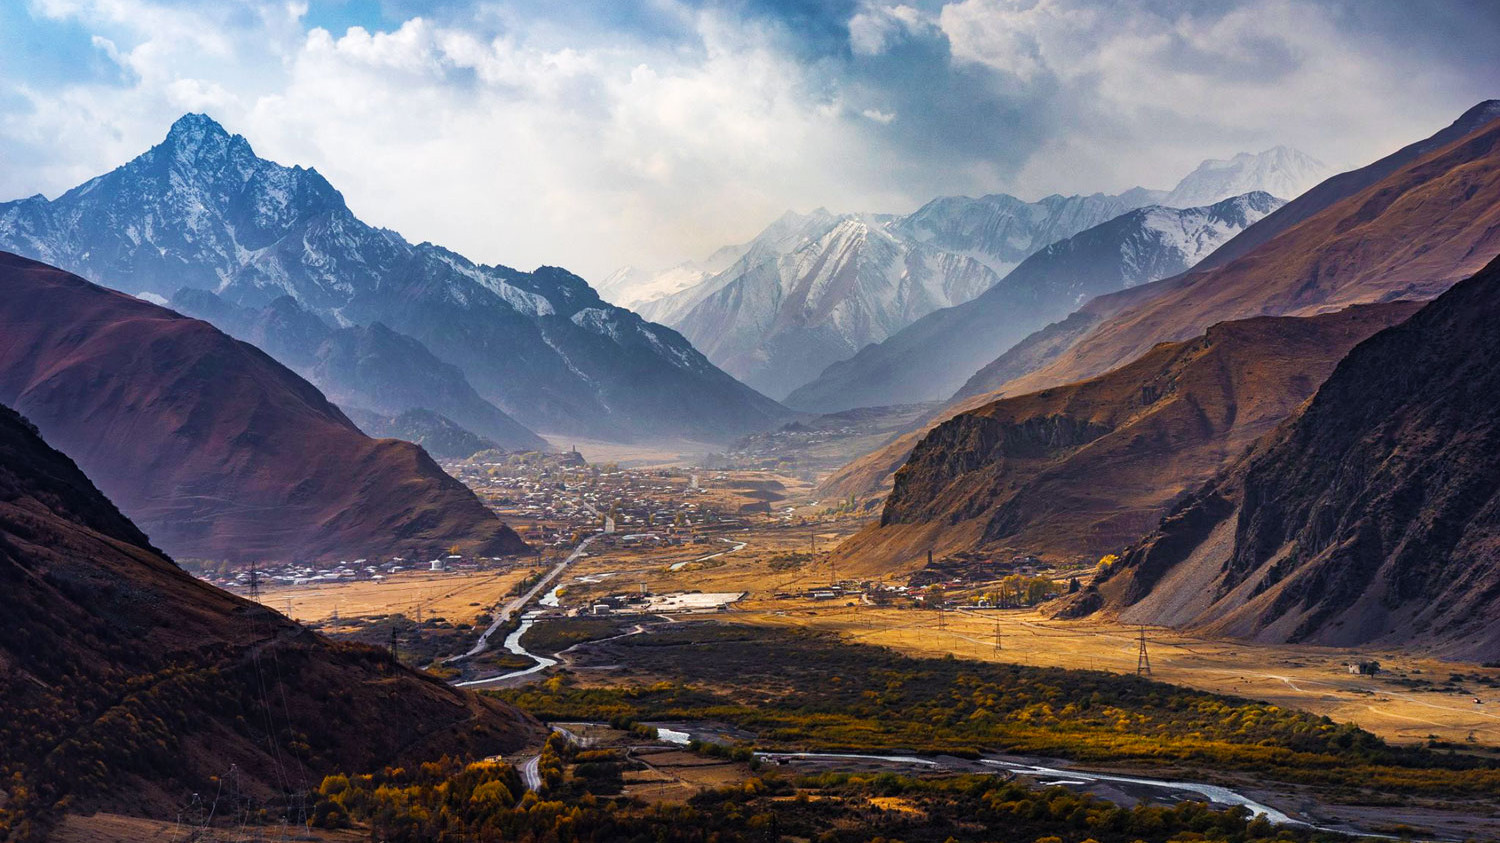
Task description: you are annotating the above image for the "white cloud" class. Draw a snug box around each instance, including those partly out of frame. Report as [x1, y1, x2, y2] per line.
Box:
[935, 0, 1489, 197]
[848, 3, 928, 56]
[0, 0, 1494, 282]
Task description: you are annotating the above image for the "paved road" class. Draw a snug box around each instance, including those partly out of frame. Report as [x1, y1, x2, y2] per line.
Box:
[519, 755, 541, 791]
[450, 534, 599, 663]
[669, 538, 748, 571]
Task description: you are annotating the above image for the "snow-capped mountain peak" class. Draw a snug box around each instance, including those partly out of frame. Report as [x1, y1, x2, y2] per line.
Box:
[1160, 146, 1327, 208]
[0, 113, 788, 441]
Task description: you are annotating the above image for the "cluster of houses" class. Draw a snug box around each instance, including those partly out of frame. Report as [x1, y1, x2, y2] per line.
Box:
[443, 453, 740, 549]
[199, 554, 517, 593]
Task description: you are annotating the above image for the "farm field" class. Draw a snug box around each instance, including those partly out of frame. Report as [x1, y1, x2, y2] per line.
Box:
[255, 566, 541, 627]
[554, 511, 1500, 748]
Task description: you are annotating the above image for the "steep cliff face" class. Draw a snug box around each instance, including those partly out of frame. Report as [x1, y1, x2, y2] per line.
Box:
[1097, 256, 1500, 659]
[0, 252, 527, 563]
[836, 302, 1419, 571]
[0, 402, 537, 834]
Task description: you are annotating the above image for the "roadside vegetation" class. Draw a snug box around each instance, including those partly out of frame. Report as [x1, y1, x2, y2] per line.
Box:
[311, 752, 1344, 843]
[494, 623, 1500, 799]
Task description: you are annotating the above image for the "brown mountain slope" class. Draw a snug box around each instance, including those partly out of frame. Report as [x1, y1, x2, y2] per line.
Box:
[994, 110, 1500, 400]
[1086, 255, 1500, 660]
[0, 251, 527, 563]
[818, 102, 1500, 505]
[831, 302, 1419, 573]
[814, 284, 1169, 504]
[0, 403, 538, 839]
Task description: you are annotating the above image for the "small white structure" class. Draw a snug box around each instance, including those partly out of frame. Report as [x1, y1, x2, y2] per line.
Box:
[429, 559, 445, 572]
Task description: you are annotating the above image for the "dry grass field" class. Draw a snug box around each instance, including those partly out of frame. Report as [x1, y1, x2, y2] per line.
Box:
[254, 566, 539, 626]
[740, 605, 1500, 747]
[49, 813, 365, 842]
[558, 516, 1500, 748]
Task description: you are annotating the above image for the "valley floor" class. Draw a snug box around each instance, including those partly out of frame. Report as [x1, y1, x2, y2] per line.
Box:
[548, 510, 1500, 749]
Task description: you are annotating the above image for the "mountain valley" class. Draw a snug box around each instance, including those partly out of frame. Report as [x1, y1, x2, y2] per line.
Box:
[3, 13, 1499, 840]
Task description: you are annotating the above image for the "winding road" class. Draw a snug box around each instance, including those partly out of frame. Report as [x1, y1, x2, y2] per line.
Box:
[450, 534, 599, 664]
[669, 537, 748, 571]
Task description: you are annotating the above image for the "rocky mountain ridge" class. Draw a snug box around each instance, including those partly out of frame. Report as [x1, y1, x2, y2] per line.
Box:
[0, 114, 786, 442]
[1087, 254, 1500, 659]
[785, 192, 1284, 413]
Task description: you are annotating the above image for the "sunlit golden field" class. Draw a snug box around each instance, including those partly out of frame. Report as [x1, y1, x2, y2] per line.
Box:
[254, 566, 540, 626]
[558, 509, 1500, 748]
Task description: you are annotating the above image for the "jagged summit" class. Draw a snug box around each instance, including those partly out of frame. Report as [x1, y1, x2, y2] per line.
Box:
[613, 143, 1318, 402]
[1160, 146, 1327, 208]
[0, 114, 788, 441]
[781, 190, 1284, 413]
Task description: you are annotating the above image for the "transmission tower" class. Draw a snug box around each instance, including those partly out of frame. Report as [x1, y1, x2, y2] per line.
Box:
[994, 619, 1003, 654]
[389, 626, 400, 662]
[247, 564, 261, 602]
[1136, 625, 1152, 676]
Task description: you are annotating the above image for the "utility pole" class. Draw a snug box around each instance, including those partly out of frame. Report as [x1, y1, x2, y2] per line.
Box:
[1137, 625, 1151, 676]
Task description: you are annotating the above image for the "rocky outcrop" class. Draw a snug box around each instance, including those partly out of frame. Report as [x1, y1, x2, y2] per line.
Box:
[837, 302, 1419, 571]
[1097, 255, 1500, 659]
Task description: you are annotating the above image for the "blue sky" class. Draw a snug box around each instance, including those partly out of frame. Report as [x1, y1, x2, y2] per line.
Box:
[0, 0, 1495, 279]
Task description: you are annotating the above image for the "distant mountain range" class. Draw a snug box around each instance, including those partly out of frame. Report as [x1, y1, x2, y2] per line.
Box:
[988, 107, 1500, 403]
[1089, 253, 1500, 659]
[784, 192, 1284, 413]
[819, 100, 1500, 508]
[0, 114, 787, 443]
[607, 148, 1325, 399]
[0, 398, 537, 832]
[1149, 146, 1327, 208]
[0, 251, 527, 563]
[169, 290, 546, 452]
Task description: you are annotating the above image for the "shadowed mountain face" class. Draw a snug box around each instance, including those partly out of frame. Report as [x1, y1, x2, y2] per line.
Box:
[0, 252, 528, 563]
[0, 401, 538, 835]
[833, 302, 1419, 572]
[817, 102, 1500, 505]
[1092, 256, 1500, 660]
[170, 290, 546, 452]
[349, 407, 501, 460]
[0, 113, 786, 442]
